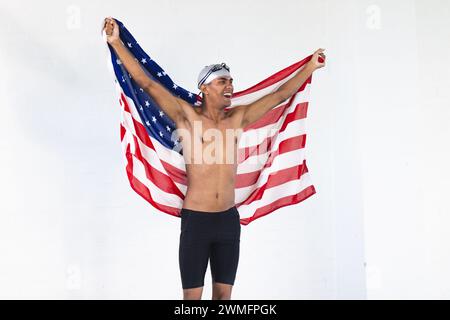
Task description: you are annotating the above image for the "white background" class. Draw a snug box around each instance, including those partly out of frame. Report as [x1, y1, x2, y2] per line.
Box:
[0, 0, 448, 299]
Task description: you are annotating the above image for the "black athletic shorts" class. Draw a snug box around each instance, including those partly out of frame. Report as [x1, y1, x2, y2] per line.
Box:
[179, 206, 241, 289]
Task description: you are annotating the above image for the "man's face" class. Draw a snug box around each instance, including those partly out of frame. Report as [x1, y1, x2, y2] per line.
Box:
[203, 77, 234, 107]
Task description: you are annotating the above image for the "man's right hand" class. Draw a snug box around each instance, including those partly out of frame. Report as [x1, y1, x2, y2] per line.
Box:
[103, 17, 120, 45]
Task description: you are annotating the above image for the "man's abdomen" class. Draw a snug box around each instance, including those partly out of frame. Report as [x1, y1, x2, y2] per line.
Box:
[183, 163, 237, 212]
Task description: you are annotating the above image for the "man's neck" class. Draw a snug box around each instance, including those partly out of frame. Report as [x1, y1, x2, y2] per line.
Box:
[201, 103, 226, 123]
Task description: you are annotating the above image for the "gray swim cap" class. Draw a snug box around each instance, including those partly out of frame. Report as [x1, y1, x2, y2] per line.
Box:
[197, 63, 231, 89]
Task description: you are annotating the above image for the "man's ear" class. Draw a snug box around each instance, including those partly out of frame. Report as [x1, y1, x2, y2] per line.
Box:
[201, 84, 208, 96]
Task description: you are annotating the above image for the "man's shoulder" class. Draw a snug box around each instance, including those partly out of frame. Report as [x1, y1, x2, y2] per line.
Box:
[225, 105, 245, 116]
[222, 105, 246, 129]
[226, 105, 246, 120]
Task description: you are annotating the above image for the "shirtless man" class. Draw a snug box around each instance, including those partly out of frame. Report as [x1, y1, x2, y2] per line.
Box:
[103, 17, 325, 300]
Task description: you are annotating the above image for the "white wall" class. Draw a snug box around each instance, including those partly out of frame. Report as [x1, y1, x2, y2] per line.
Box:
[1, 0, 447, 300]
[355, 0, 450, 299]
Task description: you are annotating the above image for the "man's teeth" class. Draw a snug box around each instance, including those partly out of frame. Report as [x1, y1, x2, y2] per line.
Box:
[224, 93, 232, 97]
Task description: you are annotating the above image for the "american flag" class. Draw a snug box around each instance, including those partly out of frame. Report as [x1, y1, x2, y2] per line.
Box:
[105, 19, 316, 225]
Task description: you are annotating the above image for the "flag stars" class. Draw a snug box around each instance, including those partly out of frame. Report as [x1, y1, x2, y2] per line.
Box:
[116, 59, 122, 65]
[157, 72, 162, 77]
[127, 42, 133, 48]
[162, 71, 167, 76]
[146, 120, 151, 126]
[139, 87, 144, 92]
[173, 84, 178, 90]
[159, 131, 164, 137]
[145, 100, 150, 107]
[166, 126, 171, 132]
[159, 111, 164, 117]
[152, 116, 157, 123]
[141, 58, 147, 64]
[188, 92, 193, 98]
[139, 105, 144, 111]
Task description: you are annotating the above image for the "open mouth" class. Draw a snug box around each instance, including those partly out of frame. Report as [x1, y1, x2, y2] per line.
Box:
[223, 93, 232, 99]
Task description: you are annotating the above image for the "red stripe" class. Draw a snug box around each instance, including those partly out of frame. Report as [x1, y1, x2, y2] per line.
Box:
[132, 114, 155, 148]
[120, 123, 126, 141]
[160, 159, 187, 185]
[124, 143, 181, 217]
[120, 92, 131, 113]
[238, 185, 317, 225]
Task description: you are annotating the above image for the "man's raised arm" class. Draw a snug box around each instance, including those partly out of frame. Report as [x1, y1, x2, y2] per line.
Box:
[103, 17, 186, 123]
[235, 49, 326, 128]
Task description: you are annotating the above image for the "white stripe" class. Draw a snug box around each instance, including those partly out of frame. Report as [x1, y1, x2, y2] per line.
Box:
[122, 92, 144, 125]
[121, 124, 137, 155]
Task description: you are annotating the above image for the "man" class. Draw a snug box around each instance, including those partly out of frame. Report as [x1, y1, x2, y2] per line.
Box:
[103, 17, 325, 300]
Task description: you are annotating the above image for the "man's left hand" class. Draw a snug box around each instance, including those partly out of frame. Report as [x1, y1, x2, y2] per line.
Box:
[308, 48, 326, 71]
